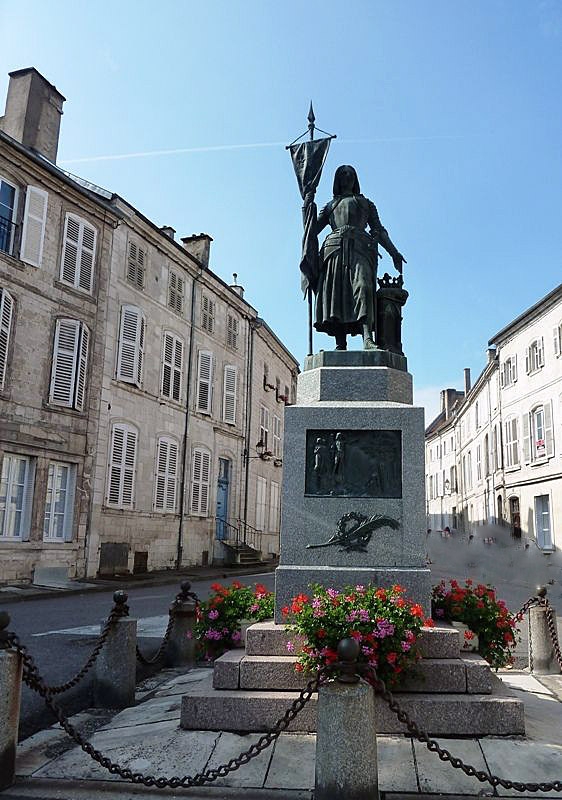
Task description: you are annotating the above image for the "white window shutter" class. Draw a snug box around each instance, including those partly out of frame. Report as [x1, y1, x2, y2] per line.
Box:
[74, 325, 89, 411]
[107, 424, 137, 507]
[155, 438, 168, 510]
[108, 426, 124, 504]
[78, 223, 96, 292]
[60, 214, 96, 293]
[63, 465, 76, 542]
[499, 365, 505, 388]
[223, 365, 237, 424]
[196, 351, 213, 413]
[61, 215, 80, 286]
[117, 306, 144, 384]
[522, 412, 531, 464]
[166, 440, 178, 511]
[190, 448, 210, 515]
[122, 428, 138, 506]
[525, 348, 530, 374]
[127, 241, 145, 288]
[513, 354, 518, 381]
[50, 319, 80, 407]
[136, 315, 145, 385]
[512, 418, 520, 465]
[0, 289, 14, 389]
[538, 337, 545, 367]
[21, 186, 48, 267]
[162, 332, 183, 401]
[545, 401, 554, 458]
[553, 327, 560, 357]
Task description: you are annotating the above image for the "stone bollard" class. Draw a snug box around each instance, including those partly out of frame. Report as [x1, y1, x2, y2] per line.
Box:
[166, 581, 198, 667]
[94, 591, 137, 708]
[529, 588, 556, 675]
[315, 638, 379, 800]
[0, 612, 22, 790]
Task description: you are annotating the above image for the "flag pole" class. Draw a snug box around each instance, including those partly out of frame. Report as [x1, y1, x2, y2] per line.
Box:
[307, 103, 315, 357]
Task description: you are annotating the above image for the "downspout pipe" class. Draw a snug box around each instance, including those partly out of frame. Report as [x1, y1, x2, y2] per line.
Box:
[242, 319, 259, 544]
[176, 269, 201, 569]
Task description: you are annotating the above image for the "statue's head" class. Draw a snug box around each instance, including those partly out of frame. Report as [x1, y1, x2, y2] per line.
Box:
[333, 165, 360, 196]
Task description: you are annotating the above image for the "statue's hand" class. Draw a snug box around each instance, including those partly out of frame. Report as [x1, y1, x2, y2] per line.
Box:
[393, 252, 406, 273]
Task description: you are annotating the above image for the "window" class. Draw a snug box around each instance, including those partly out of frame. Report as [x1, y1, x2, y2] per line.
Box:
[196, 350, 213, 413]
[523, 403, 554, 463]
[126, 241, 145, 289]
[259, 406, 270, 450]
[106, 423, 138, 507]
[492, 424, 501, 471]
[168, 269, 184, 315]
[443, 440, 447, 456]
[504, 417, 520, 468]
[484, 434, 490, 476]
[161, 332, 183, 402]
[117, 305, 145, 386]
[450, 465, 457, 493]
[553, 324, 562, 358]
[60, 213, 96, 293]
[222, 365, 237, 424]
[49, 319, 90, 410]
[43, 462, 76, 541]
[526, 338, 544, 374]
[500, 355, 517, 388]
[475, 403, 479, 430]
[190, 447, 211, 516]
[227, 313, 239, 349]
[201, 294, 215, 333]
[0, 288, 14, 389]
[476, 445, 482, 481]
[462, 452, 473, 490]
[269, 480, 280, 532]
[535, 495, 553, 550]
[154, 437, 178, 512]
[272, 414, 281, 457]
[0, 178, 18, 256]
[0, 454, 35, 539]
[256, 475, 267, 531]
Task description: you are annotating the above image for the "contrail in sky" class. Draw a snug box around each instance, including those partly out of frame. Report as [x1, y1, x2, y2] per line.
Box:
[60, 134, 464, 165]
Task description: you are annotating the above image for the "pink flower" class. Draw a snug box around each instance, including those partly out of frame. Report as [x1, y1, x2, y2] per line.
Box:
[249, 603, 259, 613]
[208, 609, 219, 620]
[327, 588, 340, 599]
[286, 640, 295, 653]
[400, 641, 411, 652]
[231, 631, 241, 643]
[186, 631, 193, 639]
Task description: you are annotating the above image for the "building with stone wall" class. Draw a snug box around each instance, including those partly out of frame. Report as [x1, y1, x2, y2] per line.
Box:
[0, 67, 299, 584]
[426, 283, 562, 552]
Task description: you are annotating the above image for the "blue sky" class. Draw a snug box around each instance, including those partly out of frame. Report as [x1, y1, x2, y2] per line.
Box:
[2, 1, 562, 422]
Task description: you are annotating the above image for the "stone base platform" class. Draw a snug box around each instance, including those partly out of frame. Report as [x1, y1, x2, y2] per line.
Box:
[180, 622, 525, 737]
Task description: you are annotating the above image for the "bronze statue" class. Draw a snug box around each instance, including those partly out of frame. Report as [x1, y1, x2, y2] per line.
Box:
[315, 165, 405, 351]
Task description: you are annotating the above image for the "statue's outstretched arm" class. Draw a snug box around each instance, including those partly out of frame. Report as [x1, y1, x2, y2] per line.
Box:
[367, 200, 406, 271]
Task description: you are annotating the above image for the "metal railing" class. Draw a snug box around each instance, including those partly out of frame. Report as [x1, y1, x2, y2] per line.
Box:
[215, 518, 263, 554]
[0, 217, 17, 256]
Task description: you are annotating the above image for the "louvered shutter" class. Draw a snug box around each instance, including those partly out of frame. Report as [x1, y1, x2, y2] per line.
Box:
[513, 355, 518, 382]
[538, 337, 545, 367]
[50, 319, 80, 406]
[60, 214, 96, 293]
[0, 289, 14, 389]
[522, 413, 531, 464]
[155, 438, 168, 510]
[166, 440, 178, 510]
[553, 327, 561, 357]
[63, 465, 76, 542]
[21, 186, 48, 267]
[108, 426, 124, 504]
[512, 418, 520, 466]
[127, 242, 145, 288]
[172, 337, 183, 401]
[169, 271, 184, 314]
[196, 351, 213, 413]
[107, 424, 137, 506]
[190, 448, 210, 515]
[223, 365, 237, 423]
[545, 401, 554, 458]
[117, 306, 144, 385]
[162, 333, 183, 401]
[122, 428, 137, 506]
[74, 325, 89, 411]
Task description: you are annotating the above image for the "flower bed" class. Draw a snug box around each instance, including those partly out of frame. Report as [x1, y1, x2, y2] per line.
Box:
[193, 581, 274, 659]
[282, 583, 433, 686]
[431, 579, 518, 668]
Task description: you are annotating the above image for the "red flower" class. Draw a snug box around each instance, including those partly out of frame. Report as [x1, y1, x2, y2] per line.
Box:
[424, 618, 435, 628]
[350, 630, 362, 641]
[317, 629, 326, 639]
[295, 593, 309, 604]
[232, 580, 243, 589]
[375, 589, 387, 601]
[465, 579, 473, 586]
[281, 606, 290, 616]
[411, 604, 424, 618]
[386, 651, 398, 664]
[396, 598, 407, 608]
[295, 662, 304, 673]
[503, 632, 514, 642]
[391, 584, 405, 594]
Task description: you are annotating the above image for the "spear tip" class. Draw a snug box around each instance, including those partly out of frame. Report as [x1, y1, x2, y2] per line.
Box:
[308, 101, 315, 125]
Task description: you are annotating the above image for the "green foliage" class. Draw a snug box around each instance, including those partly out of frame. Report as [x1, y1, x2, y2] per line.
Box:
[431, 579, 518, 669]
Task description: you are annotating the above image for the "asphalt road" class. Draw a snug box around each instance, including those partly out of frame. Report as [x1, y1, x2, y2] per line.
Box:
[4, 573, 275, 740]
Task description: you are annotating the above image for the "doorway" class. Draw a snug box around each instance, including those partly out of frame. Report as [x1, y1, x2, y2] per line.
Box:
[216, 458, 231, 541]
[509, 496, 521, 538]
[535, 495, 553, 550]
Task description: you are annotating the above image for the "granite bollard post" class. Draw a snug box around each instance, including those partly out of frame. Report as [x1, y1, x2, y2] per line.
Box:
[315, 639, 379, 800]
[94, 591, 137, 708]
[0, 612, 22, 790]
[166, 581, 197, 667]
[529, 589, 556, 674]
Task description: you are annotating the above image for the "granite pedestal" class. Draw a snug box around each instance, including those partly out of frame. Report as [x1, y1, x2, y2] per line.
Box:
[274, 351, 431, 620]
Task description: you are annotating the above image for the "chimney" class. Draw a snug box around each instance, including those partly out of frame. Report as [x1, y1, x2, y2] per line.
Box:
[181, 233, 212, 268]
[0, 68, 65, 162]
[160, 225, 175, 240]
[487, 346, 496, 364]
[229, 272, 244, 299]
[464, 368, 471, 396]
[440, 388, 458, 420]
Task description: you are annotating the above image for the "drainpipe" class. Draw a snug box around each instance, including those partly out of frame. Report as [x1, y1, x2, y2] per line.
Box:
[242, 319, 259, 544]
[176, 269, 201, 569]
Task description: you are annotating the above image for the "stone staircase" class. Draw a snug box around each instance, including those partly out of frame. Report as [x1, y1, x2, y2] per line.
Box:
[181, 621, 525, 736]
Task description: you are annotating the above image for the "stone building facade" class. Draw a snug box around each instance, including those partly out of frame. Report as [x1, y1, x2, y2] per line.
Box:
[426, 283, 562, 552]
[0, 67, 298, 583]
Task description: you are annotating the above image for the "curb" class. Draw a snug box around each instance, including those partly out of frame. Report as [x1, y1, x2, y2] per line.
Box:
[0, 563, 277, 604]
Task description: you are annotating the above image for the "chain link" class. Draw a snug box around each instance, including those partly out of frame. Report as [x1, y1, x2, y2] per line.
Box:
[9, 629, 326, 788]
[135, 612, 175, 666]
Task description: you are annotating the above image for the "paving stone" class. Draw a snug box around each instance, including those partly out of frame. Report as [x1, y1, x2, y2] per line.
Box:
[464, 653, 493, 694]
[500, 671, 555, 696]
[480, 738, 562, 797]
[204, 732, 272, 787]
[535, 674, 562, 701]
[265, 734, 315, 789]
[34, 721, 218, 782]
[413, 738, 489, 794]
[213, 650, 242, 689]
[154, 668, 212, 696]
[16, 728, 68, 776]
[377, 736, 418, 792]
[100, 695, 182, 729]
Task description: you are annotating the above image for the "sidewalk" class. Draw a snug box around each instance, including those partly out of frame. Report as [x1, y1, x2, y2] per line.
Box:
[0, 562, 277, 604]
[5, 667, 562, 799]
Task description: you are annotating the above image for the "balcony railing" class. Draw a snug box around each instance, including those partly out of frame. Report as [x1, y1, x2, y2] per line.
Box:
[0, 217, 17, 256]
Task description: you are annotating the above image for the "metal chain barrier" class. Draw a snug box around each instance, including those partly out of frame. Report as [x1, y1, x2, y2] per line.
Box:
[6, 620, 327, 789]
[543, 598, 562, 672]
[135, 581, 199, 666]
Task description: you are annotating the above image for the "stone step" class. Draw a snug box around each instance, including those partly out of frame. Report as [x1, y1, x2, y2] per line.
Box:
[181, 671, 524, 736]
[245, 621, 461, 659]
[213, 651, 493, 694]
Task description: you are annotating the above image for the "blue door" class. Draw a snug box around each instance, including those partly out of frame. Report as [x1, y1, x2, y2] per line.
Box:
[216, 459, 230, 540]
